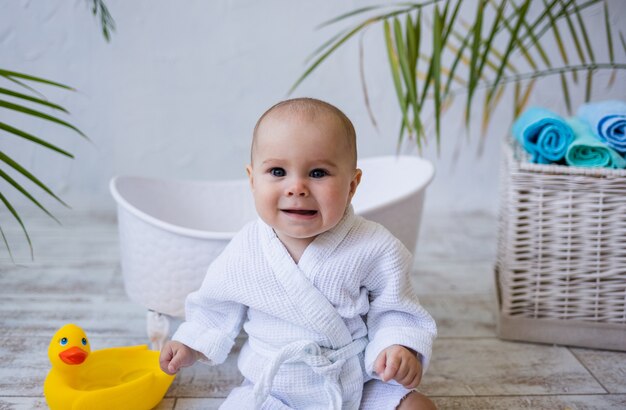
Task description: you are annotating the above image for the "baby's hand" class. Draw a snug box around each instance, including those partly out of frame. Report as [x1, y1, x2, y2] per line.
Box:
[159, 340, 203, 375]
[374, 345, 423, 389]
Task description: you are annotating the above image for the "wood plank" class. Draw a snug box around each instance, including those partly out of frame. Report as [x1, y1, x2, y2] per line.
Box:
[419, 293, 498, 338]
[570, 348, 626, 393]
[0, 397, 48, 409]
[174, 398, 224, 409]
[1, 264, 147, 340]
[0, 397, 176, 409]
[0, 232, 120, 265]
[411, 261, 496, 295]
[417, 211, 497, 263]
[431, 394, 626, 409]
[420, 338, 606, 396]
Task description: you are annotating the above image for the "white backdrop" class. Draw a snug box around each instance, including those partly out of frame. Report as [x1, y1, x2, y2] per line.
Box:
[1, 0, 624, 219]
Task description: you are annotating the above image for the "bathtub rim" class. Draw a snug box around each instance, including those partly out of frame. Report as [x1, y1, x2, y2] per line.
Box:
[110, 175, 243, 240]
[354, 155, 435, 214]
[109, 155, 435, 240]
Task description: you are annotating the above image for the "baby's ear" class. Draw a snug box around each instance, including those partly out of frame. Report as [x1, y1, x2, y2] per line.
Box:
[349, 168, 362, 197]
[246, 165, 255, 191]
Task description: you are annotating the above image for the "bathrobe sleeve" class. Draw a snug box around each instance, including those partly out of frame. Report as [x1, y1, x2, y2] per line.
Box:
[172, 224, 252, 365]
[362, 227, 437, 377]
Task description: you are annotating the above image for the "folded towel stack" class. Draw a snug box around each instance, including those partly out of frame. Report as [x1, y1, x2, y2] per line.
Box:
[565, 118, 626, 169]
[577, 100, 626, 154]
[513, 100, 626, 169]
[512, 107, 574, 164]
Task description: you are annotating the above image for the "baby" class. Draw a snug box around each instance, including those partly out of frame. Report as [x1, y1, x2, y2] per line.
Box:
[160, 98, 437, 409]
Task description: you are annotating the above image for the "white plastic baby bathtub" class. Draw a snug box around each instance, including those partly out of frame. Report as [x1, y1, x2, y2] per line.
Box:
[110, 155, 434, 347]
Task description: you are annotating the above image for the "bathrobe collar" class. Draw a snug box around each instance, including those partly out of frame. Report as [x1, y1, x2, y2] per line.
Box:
[259, 205, 356, 349]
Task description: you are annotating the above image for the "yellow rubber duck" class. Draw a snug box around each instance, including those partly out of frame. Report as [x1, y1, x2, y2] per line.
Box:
[44, 323, 175, 410]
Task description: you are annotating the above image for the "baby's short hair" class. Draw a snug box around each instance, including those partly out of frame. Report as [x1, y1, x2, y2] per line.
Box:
[252, 97, 357, 167]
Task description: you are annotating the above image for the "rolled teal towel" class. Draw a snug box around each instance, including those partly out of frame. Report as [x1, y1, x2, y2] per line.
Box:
[577, 100, 626, 154]
[512, 107, 574, 164]
[565, 118, 626, 169]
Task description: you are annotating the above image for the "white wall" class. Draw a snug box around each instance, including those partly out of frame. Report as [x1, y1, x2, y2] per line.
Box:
[1, 0, 625, 220]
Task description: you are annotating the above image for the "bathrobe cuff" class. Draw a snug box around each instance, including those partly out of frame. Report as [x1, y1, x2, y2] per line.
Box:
[172, 321, 235, 365]
[364, 326, 434, 379]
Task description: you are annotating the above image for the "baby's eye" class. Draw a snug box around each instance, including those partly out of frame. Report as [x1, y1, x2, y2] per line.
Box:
[59, 337, 68, 346]
[82, 338, 88, 346]
[309, 169, 327, 178]
[270, 168, 286, 177]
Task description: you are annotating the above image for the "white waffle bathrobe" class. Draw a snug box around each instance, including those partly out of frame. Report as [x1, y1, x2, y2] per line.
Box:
[172, 206, 437, 409]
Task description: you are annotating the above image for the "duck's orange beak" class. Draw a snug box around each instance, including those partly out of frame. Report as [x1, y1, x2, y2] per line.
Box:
[59, 346, 88, 365]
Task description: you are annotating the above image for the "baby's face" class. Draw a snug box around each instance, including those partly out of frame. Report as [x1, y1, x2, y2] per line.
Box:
[247, 111, 361, 247]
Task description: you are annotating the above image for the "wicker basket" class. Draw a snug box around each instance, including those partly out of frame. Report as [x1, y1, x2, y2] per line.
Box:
[495, 140, 626, 351]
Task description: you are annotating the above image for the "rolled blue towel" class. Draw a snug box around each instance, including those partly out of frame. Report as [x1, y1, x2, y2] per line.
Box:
[565, 118, 626, 169]
[577, 100, 626, 154]
[512, 107, 574, 164]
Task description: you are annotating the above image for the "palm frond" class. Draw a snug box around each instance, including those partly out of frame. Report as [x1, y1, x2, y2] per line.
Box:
[0, 87, 69, 112]
[543, 0, 570, 67]
[494, 1, 539, 71]
[0, 72, 82, 260]
[0, 225, 14, 263]
[432, 6, 443, 146]
[90, 0, 116, 42]
[0, 69, 74, 90]
[0, 192, 33, 260]
[558, 0, 587, 67]
[292, 0, 625, 148]
[0, 168, 61, 224]
[0, 123, 73, 157]
[560, 72, 573, 114]
[384, 19, 413, 139]
[466, 1, 486, 126]
[488, 0, 532, 104]
[1, 1, 113, 260]
[0, 152, 68, 208]
[0, 100, 87, 138]
[358, 32, 378, 130]
[603, 1, 616, 87]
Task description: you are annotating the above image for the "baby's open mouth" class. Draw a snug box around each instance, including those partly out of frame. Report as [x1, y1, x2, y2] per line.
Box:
[282, 209, 318, 216]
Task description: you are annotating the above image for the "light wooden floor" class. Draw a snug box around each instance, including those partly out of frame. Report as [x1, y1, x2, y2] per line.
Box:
[1, 210, 625, 409]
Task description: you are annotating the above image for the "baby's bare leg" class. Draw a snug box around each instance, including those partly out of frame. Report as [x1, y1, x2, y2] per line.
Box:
[396, 391, 437, 410]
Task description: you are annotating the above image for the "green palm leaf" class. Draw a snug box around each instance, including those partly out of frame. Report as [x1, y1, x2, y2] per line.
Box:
[432, 6, 443, 145]
[560, 72, 572, 114]
[466, 1, 485, 126]
[384, 19, 413, 139]
[0, 77, 83, 260]
[0, 152, 68, 207]
[603, 1, 616, 87]
[0, 123, 73, 157]
[0, 192, 33, 261]
[0, 100, 87, 138]
[0, 168, 61, 223]
[1, 0, 114, 261]
[0, 87, 69, 112]
[292, 0, 625, 149]
[394, 17, 423, 143]
[558, 0, 586, 73]
[0, 69, 74, 90]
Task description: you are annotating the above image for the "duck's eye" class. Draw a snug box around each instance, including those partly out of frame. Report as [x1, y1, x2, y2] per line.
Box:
[270, 167, 286, 177]
[60, 337, 68, 346]
[81, 338, 88, 346]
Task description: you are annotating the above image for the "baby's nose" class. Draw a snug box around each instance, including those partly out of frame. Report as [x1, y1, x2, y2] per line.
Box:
[286, 179, 309, 197]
